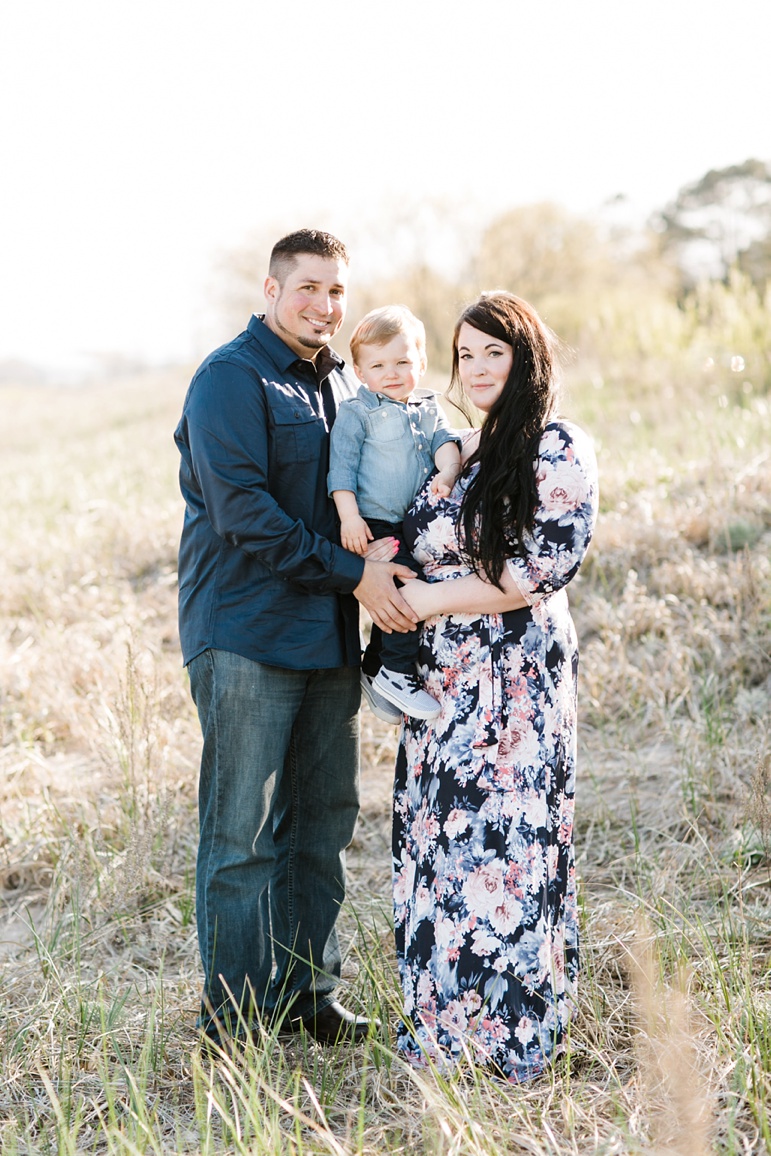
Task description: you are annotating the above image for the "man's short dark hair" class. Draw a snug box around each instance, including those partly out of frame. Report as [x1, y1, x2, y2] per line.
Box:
[269, 229, 350, 284]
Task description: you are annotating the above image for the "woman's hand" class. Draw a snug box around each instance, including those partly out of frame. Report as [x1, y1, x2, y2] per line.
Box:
[399, 578, 437, 619]
[363, 536, 400, 562]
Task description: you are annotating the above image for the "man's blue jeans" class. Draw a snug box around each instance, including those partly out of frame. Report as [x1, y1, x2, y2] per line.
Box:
[188, 648, 360, 1036]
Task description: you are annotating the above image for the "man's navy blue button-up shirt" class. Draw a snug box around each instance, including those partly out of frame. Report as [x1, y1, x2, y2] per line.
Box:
[175, 315, 365, 670]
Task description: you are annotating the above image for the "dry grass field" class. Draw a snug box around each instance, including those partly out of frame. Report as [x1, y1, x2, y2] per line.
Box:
[0, 345, 769, 1153]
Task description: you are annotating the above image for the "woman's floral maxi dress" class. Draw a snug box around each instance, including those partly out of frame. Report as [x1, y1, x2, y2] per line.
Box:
[393, 420, 599, 1082]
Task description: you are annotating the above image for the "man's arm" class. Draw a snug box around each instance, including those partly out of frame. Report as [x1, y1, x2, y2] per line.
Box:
[182, 361, 418, 630]
[182, 362, 363, 592]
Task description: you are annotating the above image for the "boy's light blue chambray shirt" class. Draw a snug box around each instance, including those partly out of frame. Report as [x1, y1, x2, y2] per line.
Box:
[327, 385, 460, 523]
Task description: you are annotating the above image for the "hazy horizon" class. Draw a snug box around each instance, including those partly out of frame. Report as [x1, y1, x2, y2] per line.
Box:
[2, 0, 769, 375]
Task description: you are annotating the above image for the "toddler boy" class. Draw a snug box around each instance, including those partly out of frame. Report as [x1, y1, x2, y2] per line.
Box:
[328, 305, 461, 723]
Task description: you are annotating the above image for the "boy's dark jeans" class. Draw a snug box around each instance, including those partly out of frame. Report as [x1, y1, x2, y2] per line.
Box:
[361, 517, 424, 677]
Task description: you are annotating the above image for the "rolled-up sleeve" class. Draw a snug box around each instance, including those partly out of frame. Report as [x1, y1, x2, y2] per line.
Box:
[327, 402, 366, 496]
[429, 403, 462, 459]
[505, 422, 599, 600]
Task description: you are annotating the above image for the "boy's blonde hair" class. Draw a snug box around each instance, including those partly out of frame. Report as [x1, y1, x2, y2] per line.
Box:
[350, 305, 426, 366]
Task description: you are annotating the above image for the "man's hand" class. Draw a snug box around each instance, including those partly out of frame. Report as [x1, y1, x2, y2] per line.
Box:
[353, 560, 418, 633]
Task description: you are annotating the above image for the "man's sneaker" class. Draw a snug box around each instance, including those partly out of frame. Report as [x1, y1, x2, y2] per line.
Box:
[372, 668, 441, 720]
[360, 672, 403, 725]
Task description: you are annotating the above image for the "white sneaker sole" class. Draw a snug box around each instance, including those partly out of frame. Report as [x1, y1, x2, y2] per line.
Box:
[360, 674, 403, 725]
[372, 673, 441, 720]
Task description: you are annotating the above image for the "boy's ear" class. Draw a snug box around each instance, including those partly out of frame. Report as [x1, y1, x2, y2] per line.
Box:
[419, 354, 428, 376]
[353, 363, 367, 383]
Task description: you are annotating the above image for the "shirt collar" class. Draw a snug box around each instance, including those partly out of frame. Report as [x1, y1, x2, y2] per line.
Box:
[247, 314, 345, 379]
[356, 384, 434, 408]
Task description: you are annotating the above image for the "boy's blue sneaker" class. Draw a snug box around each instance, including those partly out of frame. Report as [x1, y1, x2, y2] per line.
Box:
[360, 672, 403, 725]
[372, 668, 441, 721]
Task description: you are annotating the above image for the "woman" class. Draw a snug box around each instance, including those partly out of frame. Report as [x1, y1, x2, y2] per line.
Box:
[392, 292, 598, 1082]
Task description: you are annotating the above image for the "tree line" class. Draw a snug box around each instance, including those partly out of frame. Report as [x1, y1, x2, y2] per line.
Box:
[217, 159, 771, 392]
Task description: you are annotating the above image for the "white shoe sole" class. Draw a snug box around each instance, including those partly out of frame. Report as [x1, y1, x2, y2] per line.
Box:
[372, 673, 441, 720]
[360, 674, 403, 725]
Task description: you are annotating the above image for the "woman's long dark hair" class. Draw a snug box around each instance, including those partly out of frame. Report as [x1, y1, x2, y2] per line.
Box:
[447, 292, 559, 587]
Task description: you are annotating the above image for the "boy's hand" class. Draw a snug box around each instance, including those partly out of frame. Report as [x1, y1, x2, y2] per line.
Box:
[340, 514, 373, 556]
[430, 467, 460, 498]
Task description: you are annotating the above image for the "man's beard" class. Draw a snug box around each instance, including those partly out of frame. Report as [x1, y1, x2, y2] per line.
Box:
[275, 314, 330, 351]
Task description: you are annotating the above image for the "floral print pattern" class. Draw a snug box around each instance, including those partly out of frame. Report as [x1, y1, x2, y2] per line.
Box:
[393, 421, 599, 1082]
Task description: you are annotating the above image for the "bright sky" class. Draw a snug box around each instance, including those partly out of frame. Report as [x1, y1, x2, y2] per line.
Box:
[2, 0, 769, 376]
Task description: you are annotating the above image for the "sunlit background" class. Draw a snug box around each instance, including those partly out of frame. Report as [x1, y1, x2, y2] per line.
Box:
[1, 0, 769, 378]
[1, 6, 771, 1150]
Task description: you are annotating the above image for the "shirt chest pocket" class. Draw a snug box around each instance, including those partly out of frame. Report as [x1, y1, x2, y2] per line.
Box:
[367, 408, 405, 444]
[272, 410, 323, 464]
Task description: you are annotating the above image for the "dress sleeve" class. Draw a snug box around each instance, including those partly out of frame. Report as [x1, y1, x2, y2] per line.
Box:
[505, 422, 599, 601]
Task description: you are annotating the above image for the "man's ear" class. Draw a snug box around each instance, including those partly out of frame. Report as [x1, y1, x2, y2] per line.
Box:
[264, 274, 279, 304]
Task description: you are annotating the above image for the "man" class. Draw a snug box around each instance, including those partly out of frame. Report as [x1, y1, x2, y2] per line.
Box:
[174, 229, 416, 1046]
